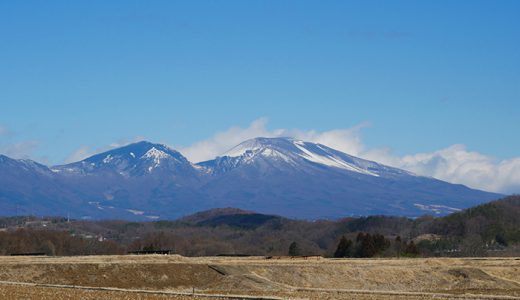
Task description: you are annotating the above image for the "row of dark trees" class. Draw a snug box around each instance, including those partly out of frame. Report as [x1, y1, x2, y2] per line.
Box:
[332, 233, 388, 258]
[286, 232, 420, 258]
[332, 233, 419, 258]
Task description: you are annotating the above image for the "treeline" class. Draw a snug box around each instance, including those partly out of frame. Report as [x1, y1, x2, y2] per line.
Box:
[0, 195, 518, 257]
[332, 234, 419, 258]
[0, 229, 123, 256]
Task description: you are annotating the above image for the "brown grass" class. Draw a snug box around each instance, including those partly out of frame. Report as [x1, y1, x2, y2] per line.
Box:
[0, 255, 519, 299]
[0, 283, 235, 300]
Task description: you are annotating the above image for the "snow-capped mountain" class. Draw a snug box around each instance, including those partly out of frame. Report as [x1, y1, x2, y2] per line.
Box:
[45, 141, 205, 219]
[194, 137, 502, 218]
[199, 137, 410, 178]
[53, 141, 197, 177]
[0, 138, 502, 220]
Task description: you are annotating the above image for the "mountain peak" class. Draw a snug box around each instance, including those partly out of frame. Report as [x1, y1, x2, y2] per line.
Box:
[222, 137, 295, 158]
[212, 136, 400, 177]
[77, 141, 182, 164]
[0, 137, 502, 219]
[53, 141, 192, 175]
[143, 146, 170, 160]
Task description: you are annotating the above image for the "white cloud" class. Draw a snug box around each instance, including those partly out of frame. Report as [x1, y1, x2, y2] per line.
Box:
[0, 125, 44, 162]
[179, 118, 520, 194]
[64, 146, 94, 163]
[320, 135, 520, 195]
[0, 140, 40, 160]
[393, 145, 520, 194]
[287, 123, 370, 157]
[52, 118, 520, 194]
[313, 132, 520, 194]
[179, 118, 369, 163]
[178, 118, 284, 162]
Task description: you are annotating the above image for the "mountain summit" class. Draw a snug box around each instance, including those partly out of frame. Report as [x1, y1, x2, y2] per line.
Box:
[53, 141, 196, 176]
[196, 137, 501, 219]
[0, 138, 502, 220]
[200, 137, 409, 178]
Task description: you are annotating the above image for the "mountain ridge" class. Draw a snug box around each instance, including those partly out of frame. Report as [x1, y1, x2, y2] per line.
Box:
[51, 141, 197, 177]
[200, 137, 413, 178]
[0, 137, 502, 220]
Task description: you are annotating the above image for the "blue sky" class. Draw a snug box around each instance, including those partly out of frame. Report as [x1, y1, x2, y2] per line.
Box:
[0, 1, 519, 193]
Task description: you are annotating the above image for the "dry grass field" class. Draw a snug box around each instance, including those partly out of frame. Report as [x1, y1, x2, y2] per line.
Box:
[0, 255, 519, 299]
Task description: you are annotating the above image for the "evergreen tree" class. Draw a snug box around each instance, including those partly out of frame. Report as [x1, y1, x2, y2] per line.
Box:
[356, 232, 366, 243]
[288, 241, 300, 256]
[395, 236, 402, 258]
[334, 236, 353, 258]
[495, 234, 508, 247]
[359, 233, 377, 257]
[404, 241, 420, 256]
[373, 233, 390, 253]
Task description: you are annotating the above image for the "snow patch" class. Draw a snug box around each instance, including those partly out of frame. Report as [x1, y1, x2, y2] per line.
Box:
[88, 201, 104, 210]
[224, 141, 262, 157]
[414, 203, 462, 214]
[143, 147, 170, 160]
[142, 147, 170, 172]
[258, 148, 293, 163]
[293, 141, 378, 176]
[103, 155, 114, 164]
[126, 209, 145, 216]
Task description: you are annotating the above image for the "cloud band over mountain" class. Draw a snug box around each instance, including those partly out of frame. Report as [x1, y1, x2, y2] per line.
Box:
[2, 119, 518, 194]
[178, 119, 520, 194]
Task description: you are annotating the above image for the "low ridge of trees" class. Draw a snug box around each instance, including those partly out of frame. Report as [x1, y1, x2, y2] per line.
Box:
[0, 228, 122, 256]
[333, 233, 391, 258]
[0, 196, 519, 257]
[331, 233, 421, 258]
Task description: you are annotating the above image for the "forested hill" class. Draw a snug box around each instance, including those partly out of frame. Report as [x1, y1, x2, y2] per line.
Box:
[0, 195, 518, 257]
[428, 195, 520, 245]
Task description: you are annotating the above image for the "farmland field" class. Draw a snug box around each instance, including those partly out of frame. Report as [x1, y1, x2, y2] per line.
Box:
[0, 255, 519, 299]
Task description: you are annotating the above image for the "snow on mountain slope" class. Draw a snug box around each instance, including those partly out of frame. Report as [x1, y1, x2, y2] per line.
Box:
[292, 140, 378, 176]
[141, 147, 181, 172]
[201, 137, 411, 178]
[53, 141, 196, 176]
[0, 138, 503, 220]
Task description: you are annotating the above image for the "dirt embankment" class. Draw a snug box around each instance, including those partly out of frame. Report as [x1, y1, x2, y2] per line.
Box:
[0, 256, 519, 299]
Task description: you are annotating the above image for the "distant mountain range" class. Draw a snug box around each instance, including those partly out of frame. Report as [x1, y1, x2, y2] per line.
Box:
[0, 138, 502, 220]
